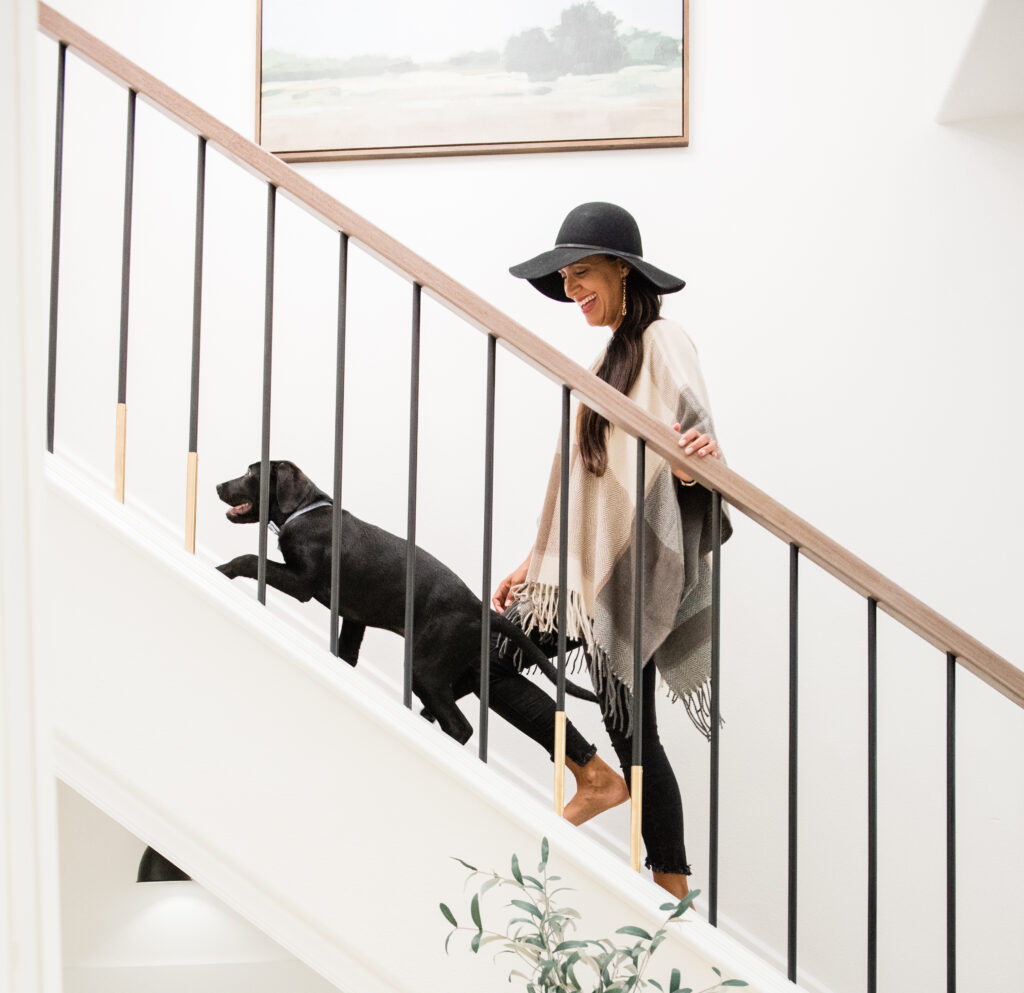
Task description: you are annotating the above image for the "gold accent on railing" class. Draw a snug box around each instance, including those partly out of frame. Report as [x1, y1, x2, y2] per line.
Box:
[630, 766, 643, 872]
[36, 2, 1023, 712]
[185, 451, 198, 553]
[114, 403, 126, 502]
[553, 711, 566, 816]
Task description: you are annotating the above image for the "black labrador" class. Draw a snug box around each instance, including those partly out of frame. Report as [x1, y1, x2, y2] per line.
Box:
[215, 460, 596, 744]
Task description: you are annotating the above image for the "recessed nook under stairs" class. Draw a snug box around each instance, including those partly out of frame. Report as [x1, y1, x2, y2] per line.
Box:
[57, 781, 341, 993]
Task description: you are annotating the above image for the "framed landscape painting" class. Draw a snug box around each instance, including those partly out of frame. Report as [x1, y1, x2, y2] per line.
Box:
[257, 0, 688, 161]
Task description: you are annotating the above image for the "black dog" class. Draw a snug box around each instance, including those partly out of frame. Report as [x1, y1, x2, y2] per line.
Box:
[215, 460, 596, 744]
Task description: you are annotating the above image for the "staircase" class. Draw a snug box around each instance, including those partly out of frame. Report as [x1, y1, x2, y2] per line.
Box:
[26, 5, 1024, 993]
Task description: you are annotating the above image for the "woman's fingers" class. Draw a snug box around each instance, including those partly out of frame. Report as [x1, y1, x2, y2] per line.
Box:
[683, 432, 710, 454]
[673, 427, 722, 460]
[492, 575, 515, 612]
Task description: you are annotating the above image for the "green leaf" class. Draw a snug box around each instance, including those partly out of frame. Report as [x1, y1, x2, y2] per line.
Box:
[720, 981, 749, 987]
[615, 925, 652, 940]
[541, 837, 550, 866]
[451, 856, 477, 872]
[511, 899, 543, 919]
[511, 854, 524, 884]
[444, 930, 455, 955]
[649, 983, 663, 992]
[439, 903, 458, 927]
[471, 893, 482, 931]
[554, 940, 590, 951]
[670, 966, 681, 992]
[523, 874, 544, 890]
[712, 966, 722, 977]
[471, 931, 482, 954]
[666, 890, 699, 919]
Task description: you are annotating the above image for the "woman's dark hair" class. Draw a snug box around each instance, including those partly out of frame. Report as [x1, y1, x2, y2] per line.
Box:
[578, 267, 663, 476]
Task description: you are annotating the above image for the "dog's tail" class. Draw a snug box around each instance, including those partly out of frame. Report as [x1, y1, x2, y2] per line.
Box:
[491, 611, 599, 704]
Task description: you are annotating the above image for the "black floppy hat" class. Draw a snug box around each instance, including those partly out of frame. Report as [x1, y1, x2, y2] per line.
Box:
[509, 202, 685, 302]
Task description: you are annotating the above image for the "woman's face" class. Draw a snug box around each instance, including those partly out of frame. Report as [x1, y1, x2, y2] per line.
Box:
[558, 254, 630, 331]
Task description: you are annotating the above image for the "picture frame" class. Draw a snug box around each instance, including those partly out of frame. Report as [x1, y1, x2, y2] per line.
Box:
[256, 0, 688, 162]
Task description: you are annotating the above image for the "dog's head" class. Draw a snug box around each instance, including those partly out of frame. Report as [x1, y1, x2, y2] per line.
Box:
[216, 461, 318, 525]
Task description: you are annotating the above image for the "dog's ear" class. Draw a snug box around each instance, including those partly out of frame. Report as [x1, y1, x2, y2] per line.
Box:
[275, 461, 312, 515]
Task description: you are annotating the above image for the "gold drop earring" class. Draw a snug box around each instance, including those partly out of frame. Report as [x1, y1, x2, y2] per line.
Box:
[621, 276, 628, 318]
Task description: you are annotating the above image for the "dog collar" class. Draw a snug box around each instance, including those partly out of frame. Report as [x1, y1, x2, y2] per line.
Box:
[269, 500, 332, 536]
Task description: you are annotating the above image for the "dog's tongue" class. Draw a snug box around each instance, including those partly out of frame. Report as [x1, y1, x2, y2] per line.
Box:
[227, 502, 252, 517]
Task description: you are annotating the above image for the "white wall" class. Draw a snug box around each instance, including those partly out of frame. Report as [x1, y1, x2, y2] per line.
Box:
[34, 2, 1023, 992]
[1, 0, 63, 989]
[56, 782, 342, 993]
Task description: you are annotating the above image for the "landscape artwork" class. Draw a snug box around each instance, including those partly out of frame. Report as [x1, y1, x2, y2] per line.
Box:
[258, 0, 687, 159]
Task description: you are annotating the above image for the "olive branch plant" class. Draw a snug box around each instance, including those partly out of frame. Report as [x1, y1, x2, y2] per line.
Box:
[440, 838, 748, 993]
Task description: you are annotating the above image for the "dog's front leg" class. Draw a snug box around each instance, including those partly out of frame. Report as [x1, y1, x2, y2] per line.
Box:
[216, 556, 317, 602]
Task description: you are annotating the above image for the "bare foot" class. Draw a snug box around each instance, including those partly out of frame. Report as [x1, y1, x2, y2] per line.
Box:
[653, 871, 689, 901]
[563, 755, 629, 825]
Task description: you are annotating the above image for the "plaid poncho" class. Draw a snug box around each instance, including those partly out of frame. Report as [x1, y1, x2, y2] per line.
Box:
[504, 318, 732, 738]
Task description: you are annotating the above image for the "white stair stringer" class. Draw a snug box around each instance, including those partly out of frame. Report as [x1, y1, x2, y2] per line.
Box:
[42, 455, 801, 993]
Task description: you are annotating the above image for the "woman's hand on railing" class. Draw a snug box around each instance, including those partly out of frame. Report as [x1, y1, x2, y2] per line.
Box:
[492, 553, 532, 613]
[671, 424, 721, 483]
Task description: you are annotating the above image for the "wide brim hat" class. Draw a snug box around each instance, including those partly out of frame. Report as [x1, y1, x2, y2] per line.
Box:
[509, 201, 685, 302]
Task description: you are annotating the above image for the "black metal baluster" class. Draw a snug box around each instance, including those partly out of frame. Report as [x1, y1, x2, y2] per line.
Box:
[709, 489, 722, 925]
[629, 438, 646, 872]
[478, 334, 496, 761]
[404, 283, 421, 709]
[257, 184, 276, 605]
[47, 41, 67, 455]
[788, 542, 799, 981]
[554, 385, 570, 814]
[185, 135, 206, 553]
[947, 651, 957, 993]
[867, 597, 878, 993]
[114, 88, 137, 502]
[330, 232, 349, 656]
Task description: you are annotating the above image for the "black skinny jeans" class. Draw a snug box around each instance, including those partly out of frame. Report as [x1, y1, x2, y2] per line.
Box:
[483, 625, 691, 876]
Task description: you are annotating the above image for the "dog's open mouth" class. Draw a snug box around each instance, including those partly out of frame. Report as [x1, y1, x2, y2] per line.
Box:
[226, 502, 253, 518]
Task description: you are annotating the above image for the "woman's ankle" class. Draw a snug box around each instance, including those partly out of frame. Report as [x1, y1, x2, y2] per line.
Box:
[562, 754, 629, 825]
[652, 871, 689, 900]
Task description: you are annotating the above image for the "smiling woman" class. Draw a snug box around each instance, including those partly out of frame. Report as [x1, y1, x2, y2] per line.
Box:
[487, 201, 729, 900]
[559, 255, 631, 330]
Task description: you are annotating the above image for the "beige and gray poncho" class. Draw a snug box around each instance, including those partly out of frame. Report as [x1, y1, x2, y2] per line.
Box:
[503, 318, 732, 739]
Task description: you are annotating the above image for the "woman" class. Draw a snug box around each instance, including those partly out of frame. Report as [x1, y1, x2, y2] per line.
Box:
[485, 202, 730, 900]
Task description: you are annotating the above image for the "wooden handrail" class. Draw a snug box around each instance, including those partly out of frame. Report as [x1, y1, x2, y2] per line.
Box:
[37, 2, 1023, 710]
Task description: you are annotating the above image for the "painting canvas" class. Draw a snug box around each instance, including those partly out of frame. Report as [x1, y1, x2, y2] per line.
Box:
[258, 0, 687, 160]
